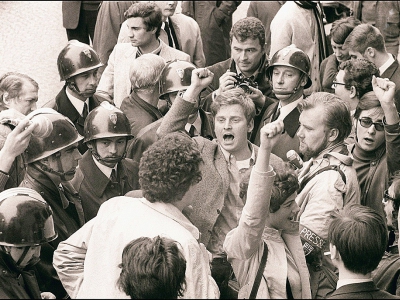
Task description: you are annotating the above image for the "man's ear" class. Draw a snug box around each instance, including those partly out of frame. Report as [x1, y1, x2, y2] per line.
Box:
[330, 243, 340, 261]
[350, 86, 357, 99]
[328, 128, 339, 142]
[247, 118, 254, 133]
[366, 47, 375, 59]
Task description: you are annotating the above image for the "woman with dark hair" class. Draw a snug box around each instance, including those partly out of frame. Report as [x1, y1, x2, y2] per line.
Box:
[224, 120, 311, 298]
[320, 17, 361, 93]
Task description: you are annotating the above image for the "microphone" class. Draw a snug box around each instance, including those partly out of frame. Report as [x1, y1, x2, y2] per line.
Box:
[286, 150, 303, 169]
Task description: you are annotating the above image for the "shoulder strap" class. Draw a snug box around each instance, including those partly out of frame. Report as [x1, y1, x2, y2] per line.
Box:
[298, 165, 346, 193]
[249, 242, 268, 299]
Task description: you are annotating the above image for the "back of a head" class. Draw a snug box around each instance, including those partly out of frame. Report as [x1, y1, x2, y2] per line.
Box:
[230, 17, 266, 47]
[129, 53, 166, 92]
[139, 132, 202, 204]
[343, 23, 386, 54]
[210, 88, 256, 123]
[330, 16, 362, 45]
[124, 2, 162, 38]
[117, 236, 186, 299]
[339, 58, 379, 99]
[299, 92, 352, 143]
[328, 204, 387, 275]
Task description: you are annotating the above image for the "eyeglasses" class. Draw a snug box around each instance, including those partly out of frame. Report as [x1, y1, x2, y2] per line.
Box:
[358, 117, 385, 131]
[332, 81, 346, 89]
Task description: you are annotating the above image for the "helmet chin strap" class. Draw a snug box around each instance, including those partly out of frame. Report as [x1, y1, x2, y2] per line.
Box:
[37, 152, 73, 182]
[89, 143, 125, 165]
[1, 245, 40, 271]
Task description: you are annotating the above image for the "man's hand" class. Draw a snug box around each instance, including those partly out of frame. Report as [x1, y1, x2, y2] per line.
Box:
[259, 119, 284, 150]
[185, 68, 214, 99]
[372, 75, 396, 105]
[215, 70, 237, 97]
[247, 86, 265, 110]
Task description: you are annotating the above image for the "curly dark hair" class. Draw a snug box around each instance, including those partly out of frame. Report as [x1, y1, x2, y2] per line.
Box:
[139, 132, 203, 203]
[117, 236, 186, 299]
[230, 17, 266, 47]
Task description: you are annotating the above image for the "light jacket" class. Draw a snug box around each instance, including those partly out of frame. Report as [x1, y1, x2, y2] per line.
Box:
[224, 167, 312, 299]
[53, 197, 220, 299]
[118, 13, 206, 68]
[96, 39, 190, 108]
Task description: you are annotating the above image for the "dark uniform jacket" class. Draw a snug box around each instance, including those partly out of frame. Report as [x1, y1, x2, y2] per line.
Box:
[328, 281, 400, 299]
[251, 98, 302, 162]
[43, 86, 104, 154]
[0, 252, 42, 299]
[200, 55, 275, 112]
[20, 164, 85, 298]
[71, 151, 140, 221]
[381, 58, 400, 112]
[126, 108, 215, 164]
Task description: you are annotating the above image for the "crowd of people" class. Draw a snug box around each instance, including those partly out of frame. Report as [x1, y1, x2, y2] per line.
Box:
[0, 1, 400, 299]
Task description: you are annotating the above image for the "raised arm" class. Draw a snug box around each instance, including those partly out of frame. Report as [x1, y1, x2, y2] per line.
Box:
[223, 120, 283, 260]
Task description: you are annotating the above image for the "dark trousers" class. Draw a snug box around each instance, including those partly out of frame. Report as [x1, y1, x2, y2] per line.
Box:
[211, 256, 234, 299]
[66, 9, 98, 45]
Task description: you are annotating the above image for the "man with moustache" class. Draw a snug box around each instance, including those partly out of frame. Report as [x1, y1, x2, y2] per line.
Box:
[294, 92, 361, 298]
[20, 109, 85, 299]
[43, 40, 105, 154]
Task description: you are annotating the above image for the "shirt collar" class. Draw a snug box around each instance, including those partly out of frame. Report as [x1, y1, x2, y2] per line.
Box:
[379, 53, 395, 75]
[92, 155, 117, 178]
[337, 278, 373, 289]
[219, 141, 256, 168]
[184, 112, 202, 134]
[139, 198, 200, 240]
[66, 88, 89, 115]
[278, 95, 303, 120]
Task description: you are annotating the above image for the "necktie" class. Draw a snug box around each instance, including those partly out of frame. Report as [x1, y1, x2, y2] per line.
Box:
[272, 107, 280, 122]
[188, 124, 197, 137]
[164, 21, 174, 47]
[82, 102, 88, 119]
[110, 169, 117, 183]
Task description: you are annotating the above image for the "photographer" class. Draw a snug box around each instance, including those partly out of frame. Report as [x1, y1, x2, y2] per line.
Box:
[200, 17, 275, 113]
[0, 72, 39, 189]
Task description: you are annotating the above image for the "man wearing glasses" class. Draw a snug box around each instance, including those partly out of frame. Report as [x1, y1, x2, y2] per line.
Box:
[332, 58, 379, 144]
[348, 76, 400, 220]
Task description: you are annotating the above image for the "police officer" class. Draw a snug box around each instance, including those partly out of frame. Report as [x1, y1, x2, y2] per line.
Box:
[20, 108, 85, 298]
[71, 101, 140, 222]
[126, 60, 215, 163]
[251, 44, 312, 161]
[0, 187, 57, 299]
[43, 40, 106, 154]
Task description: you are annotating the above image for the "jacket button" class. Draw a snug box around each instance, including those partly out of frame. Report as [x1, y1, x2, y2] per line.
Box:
[217, 209, 221, 214]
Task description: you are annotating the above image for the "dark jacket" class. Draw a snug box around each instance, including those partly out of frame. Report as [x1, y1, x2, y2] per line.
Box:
[0, 252, 42, 299]
[43, 86, 104, 154]
[20, 164, 85, 298]
[328, 281, 400, 299]
[251, 99, 302, 161]
[126, 108, 215, 163]
[120, 92, 164, 137]
[320, 53, 339, 94]
[200, 55, 275, 112]
[381, 58, 400, 112]
[71, 151, 140, 221]
[181, 1, 241, 66]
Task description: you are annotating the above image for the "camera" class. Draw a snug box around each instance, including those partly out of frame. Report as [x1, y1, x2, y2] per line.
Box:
[233, 73, 258, 94]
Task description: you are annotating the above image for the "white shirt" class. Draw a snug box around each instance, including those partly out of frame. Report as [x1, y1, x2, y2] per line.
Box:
[184, 111, 202, 135]
[53, 197, 220, 299]
[92, 156, 117, 179]
[65, 88, 89, 116]
[379, 53, 395, 75]
[278, 95, 303, 120]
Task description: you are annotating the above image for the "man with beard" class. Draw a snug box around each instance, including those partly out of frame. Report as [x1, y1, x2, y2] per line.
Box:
[20, 109, 85, 298]
[43, 40, 105, 154]
[157, 67, 283, 298]
[72, 102, 140, 222]
[295, 92, 361, 298]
